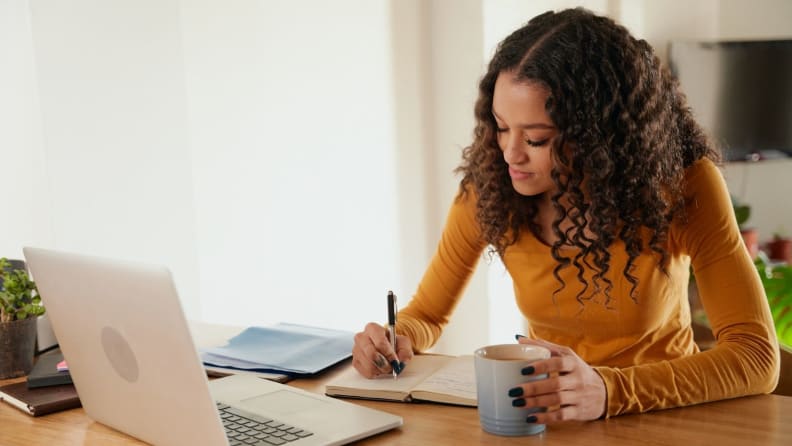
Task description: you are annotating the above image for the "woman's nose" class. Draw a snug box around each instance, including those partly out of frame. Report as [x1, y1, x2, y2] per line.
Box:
[502, 135, 527, 164]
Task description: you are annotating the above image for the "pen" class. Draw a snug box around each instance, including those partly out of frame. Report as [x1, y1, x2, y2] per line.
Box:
[387, 290, 398, 379]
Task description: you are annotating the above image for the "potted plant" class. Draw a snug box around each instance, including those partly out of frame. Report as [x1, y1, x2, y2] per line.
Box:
[0, 257, 46, 379]
[767, 231, 792, 264]
[732, 195, 759, 259]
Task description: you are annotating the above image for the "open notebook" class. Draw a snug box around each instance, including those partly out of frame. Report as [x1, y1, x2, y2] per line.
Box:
[325, 354, 477, 407]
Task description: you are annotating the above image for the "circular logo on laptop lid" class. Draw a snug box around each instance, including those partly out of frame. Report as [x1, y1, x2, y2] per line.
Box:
[101, 326, 139, 382]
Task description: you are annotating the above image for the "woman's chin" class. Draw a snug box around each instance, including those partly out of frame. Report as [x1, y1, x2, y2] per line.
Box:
[512, 182, 549, 197]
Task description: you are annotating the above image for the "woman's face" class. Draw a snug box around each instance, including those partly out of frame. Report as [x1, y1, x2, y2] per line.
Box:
[492, 70, 557, 198]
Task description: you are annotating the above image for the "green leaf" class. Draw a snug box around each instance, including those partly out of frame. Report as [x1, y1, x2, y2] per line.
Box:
[734, 205, 751, 227]
[0, 258, 45, 320]
[754, 257, 792, 348]
[775, 308, 792, 334]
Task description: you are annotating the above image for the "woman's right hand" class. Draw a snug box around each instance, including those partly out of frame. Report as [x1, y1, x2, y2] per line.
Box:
[352, 322, 414, 378]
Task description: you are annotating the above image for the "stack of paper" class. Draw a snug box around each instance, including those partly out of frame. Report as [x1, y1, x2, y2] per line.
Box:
[201, 323, 354, 376]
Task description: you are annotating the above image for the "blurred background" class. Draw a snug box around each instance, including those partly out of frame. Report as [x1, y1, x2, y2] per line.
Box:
[2, 0, 791, 355]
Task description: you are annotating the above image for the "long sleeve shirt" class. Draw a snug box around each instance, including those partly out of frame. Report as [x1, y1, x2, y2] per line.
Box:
[396, 158, 779, 417]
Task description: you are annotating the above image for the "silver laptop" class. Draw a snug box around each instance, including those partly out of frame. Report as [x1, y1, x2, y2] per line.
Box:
[23, 247, 402, 446]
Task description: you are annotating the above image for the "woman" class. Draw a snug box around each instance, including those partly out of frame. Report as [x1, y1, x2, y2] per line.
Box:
[352, 8, 779, 422]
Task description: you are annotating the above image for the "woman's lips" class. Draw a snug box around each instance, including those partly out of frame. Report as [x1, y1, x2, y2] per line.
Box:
[509, 167, 534, 180]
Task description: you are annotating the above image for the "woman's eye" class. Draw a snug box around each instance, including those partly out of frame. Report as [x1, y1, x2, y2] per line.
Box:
[496, 127, 508, 133]
[526, 139, 549, 147]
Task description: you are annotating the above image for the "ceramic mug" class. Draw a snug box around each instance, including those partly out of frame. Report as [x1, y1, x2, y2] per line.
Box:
[474, 343, 551, 436]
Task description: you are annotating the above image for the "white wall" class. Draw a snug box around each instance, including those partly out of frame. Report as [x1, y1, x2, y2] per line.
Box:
[618, 0, 720, 62]
[24, 0, 203, 317]
[388, 0, 433, 295]
[5, 0, 402, 331]
[0, 0, 51, 258]
[717, 0, 792, 39]
[723, 160, 792, 240]
[420, 0, 489, 354]
[179, 0, 400, 330]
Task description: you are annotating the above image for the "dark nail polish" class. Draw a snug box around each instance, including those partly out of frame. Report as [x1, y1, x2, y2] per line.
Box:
[526, 415, 537, 423]
[508, 387, 523, 397]
[521, 366, 535, 375]
[512, 398, 526, 407]
[390, 360, 402, 374]
[398, 361, 406, 374]
[515, 334, 526, 340]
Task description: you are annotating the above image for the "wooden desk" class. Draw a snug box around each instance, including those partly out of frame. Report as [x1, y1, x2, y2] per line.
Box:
[2, 363, 791, 446]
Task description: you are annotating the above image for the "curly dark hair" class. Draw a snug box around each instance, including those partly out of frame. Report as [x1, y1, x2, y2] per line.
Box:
[457, 8, 720, 305]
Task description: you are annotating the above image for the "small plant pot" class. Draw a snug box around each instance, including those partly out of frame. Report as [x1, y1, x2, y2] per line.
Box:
[768, 238, 792, 264]
[0, 317, 38, 379]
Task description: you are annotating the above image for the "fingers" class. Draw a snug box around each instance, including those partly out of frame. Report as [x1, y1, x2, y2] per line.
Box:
[510, 378, 584, 425]
[352, 329, 390, 378]
[513, 366, 579, 399]
[529, 355, 578, 377]
[526, 405, 579, 425]
[511, 374, 578, 407]
[507, 341, 607, 422]
[352, 323, 411, 378]
[395, 334, 414, 363]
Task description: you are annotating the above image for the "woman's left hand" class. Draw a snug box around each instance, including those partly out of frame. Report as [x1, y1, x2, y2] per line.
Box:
[513, 336, 607, 423]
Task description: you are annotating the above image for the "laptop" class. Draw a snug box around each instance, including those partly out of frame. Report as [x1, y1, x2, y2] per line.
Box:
[23, 247, 402, 446]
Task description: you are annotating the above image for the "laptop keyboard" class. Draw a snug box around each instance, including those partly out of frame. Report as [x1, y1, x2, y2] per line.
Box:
[217, 403, 314, 446]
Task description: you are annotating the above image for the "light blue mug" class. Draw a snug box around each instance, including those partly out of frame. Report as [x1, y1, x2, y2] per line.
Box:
[474, 344, 551, 436]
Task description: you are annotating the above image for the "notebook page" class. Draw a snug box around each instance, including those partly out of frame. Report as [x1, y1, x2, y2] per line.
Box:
[411, 355, 476, 406]
[325, 355, 455, 401]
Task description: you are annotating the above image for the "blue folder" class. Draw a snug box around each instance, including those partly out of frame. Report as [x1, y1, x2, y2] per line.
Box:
[201, 323, 354, 376]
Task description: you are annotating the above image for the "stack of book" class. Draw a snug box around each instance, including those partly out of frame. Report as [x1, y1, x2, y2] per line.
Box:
[0, 348, 81, 416]
[200, 322, 354, 379]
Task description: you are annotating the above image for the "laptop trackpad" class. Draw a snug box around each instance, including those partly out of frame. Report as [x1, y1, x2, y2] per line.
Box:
[241, 390, 329, 416]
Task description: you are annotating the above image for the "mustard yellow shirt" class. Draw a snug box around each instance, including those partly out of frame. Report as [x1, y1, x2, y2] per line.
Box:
[397, 158, 779, 416]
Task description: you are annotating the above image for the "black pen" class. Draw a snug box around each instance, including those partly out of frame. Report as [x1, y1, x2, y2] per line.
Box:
[387, 290, 398, 379]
